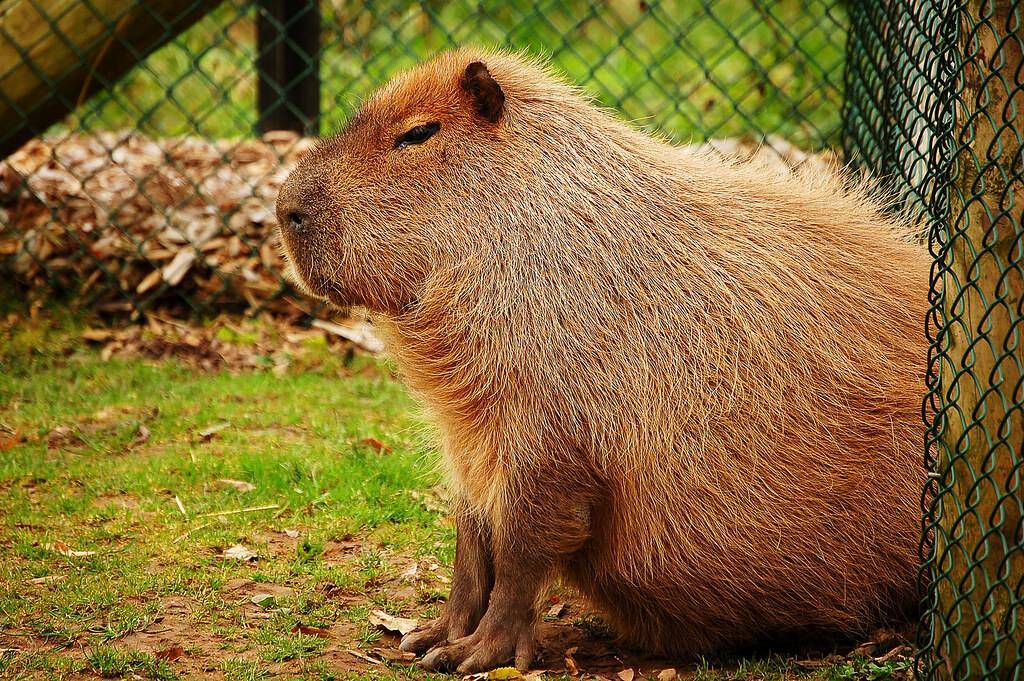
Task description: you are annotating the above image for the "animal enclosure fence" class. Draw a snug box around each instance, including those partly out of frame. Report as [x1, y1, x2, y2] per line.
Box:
[0, 1, 1021, 680]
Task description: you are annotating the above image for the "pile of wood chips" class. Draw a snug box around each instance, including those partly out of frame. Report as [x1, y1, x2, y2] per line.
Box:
[0, 130, 318, 320]
[0, 130, 833, 323]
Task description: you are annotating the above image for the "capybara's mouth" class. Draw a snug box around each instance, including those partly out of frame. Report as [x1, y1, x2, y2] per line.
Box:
[277, 236, 328, 302]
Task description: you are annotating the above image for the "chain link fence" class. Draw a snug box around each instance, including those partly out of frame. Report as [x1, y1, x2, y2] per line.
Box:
[1, 1, 1022, 678]
[0, 0, 847, 321]
[847, 2, 1023, 680]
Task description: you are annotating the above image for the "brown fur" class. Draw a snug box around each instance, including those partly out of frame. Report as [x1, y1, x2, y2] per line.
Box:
[277, 49, 928, 671]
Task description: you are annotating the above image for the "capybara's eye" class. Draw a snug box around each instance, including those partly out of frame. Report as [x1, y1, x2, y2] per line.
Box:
[395, 122, 441, 149]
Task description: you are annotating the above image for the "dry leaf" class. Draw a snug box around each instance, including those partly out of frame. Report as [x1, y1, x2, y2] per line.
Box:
[347, 649, 383, 665]
[161, 249, 196, 286]
[371, 647, 416, 663]
[217, 478, 255, 492]
[251, 593, 276, 608]
[26, 575, 65, 584]
[132, 424, 151, 446]
[565, 646, 579, 676]
[546, 603, 566, 619]
[657, 669, 677, 681]
[283, 529, 300, 538]
[81, 329, 114, 342]
[617, 670, 635, 681]
[154, 646, 183, 661]
[311, 319, 385, 353]
[198, 422, 230, 441]
[358, 437, 391, 453]
[292, 624, 331, 638]
[368, 609, 417, 635]
[0, 432, 22, 450]
[487, 669, 522, 680]
[222, 544, 257, 562]
[44, 540, 96, 557]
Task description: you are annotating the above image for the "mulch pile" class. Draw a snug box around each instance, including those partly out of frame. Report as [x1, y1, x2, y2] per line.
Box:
[0, 130, 318, 320]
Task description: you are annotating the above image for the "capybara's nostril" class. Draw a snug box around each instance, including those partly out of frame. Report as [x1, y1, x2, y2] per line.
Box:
[287, 211, 307, 233]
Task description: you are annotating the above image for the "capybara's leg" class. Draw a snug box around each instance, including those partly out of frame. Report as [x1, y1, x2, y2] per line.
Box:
[419, 498, 590, 673]
[400, 510, 493, 654]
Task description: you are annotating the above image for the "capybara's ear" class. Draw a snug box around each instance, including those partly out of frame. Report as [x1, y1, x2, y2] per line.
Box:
[461, 61, 505, 124]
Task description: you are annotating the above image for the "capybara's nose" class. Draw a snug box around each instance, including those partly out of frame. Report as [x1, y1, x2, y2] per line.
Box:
[285, 210, 308, 234]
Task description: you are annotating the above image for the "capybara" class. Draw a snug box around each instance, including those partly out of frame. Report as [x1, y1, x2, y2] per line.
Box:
[276, 48, 928, 672]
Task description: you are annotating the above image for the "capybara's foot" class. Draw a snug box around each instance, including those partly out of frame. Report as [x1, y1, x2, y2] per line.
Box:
[418, 625, 534, 673]
[399, 617, 449, 655]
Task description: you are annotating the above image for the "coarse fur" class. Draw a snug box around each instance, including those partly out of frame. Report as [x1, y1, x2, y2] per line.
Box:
[277, 48, 928, 667]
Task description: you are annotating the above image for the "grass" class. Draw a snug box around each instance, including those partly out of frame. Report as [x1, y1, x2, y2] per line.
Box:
[66, 0, 847, 150]
[0, 311, 909, 679]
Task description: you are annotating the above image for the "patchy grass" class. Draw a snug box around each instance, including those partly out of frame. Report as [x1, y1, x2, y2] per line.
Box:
[0, 313, 910, 680]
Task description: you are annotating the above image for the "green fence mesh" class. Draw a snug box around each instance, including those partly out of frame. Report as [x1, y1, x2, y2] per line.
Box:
[1, 1, 1022, 678]
[0, 0, 847, 320]
[847, 2, 1023, 680]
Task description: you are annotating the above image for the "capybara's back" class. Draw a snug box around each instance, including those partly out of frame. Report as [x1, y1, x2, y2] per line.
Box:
[277, 49, 928, 669]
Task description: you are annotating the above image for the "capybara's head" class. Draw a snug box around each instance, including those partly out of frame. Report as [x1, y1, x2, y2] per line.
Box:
[277, 49, 561, 313]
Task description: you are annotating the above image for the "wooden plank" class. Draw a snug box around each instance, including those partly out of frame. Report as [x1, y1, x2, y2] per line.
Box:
[0, 0, 220, 157]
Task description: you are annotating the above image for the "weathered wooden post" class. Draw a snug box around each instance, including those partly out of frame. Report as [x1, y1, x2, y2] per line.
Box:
[931, 1, 1023, 679]
[255, 0, 320, 135]
[0, 0, 219, 158]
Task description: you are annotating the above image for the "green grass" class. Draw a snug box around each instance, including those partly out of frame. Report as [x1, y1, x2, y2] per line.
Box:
[0, 313, 909, 680]
[68, 0, 847, 150]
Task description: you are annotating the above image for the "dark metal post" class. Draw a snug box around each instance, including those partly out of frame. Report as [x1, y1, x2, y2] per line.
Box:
[256, 0, 320, 135]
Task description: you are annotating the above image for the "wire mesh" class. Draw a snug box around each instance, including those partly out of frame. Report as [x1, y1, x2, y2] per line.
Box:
[847, 2, 1024, 680]
[0, 0, 847, 321]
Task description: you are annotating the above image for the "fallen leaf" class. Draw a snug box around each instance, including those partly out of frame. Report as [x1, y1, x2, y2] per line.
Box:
[368, 609, 417, 635]
[311, 319, 384, 353]
[132, 424, 150, 446]
[222, 544, 257, 562]
[292, 624, 331, 638]
[217, 478, 255, 492]
[283, 529, 300, 538]
[0, 431, 24, 450]
[26, 575, 65, 584]
[371, 647, 416, 663]
[487, 668, 522, 680]
[400, 563, 419, 581]
[46, 426, 83, 449]
[161, 249, 197, 286]
[617, 670, 635, 681]
[81, 329, 115, 342]
[198, 422, 230, 441]
[546, 602, 566, 619]
[657, 669, 677, 681]
[347, 649, 383, 665]
[565, 654, 579, 676]
[154, 646, 183, 661]
[358, 437, 392, 453]
[251, 593, 276, 608]
[44, 540, 96, 557]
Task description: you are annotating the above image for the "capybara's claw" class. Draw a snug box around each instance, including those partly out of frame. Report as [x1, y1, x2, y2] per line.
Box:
[399, 618, 448, 655]
[418, 630, 532, 674]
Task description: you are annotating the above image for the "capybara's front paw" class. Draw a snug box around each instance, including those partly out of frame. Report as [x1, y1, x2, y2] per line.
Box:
[399, 617, 450, 655]
[418, 625, 534, 673]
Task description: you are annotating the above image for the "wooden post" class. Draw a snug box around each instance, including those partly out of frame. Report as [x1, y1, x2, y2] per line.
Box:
[932, 1, 1023, 679]
[256, 0, 320, 136]
[0, 0, 219, 158]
